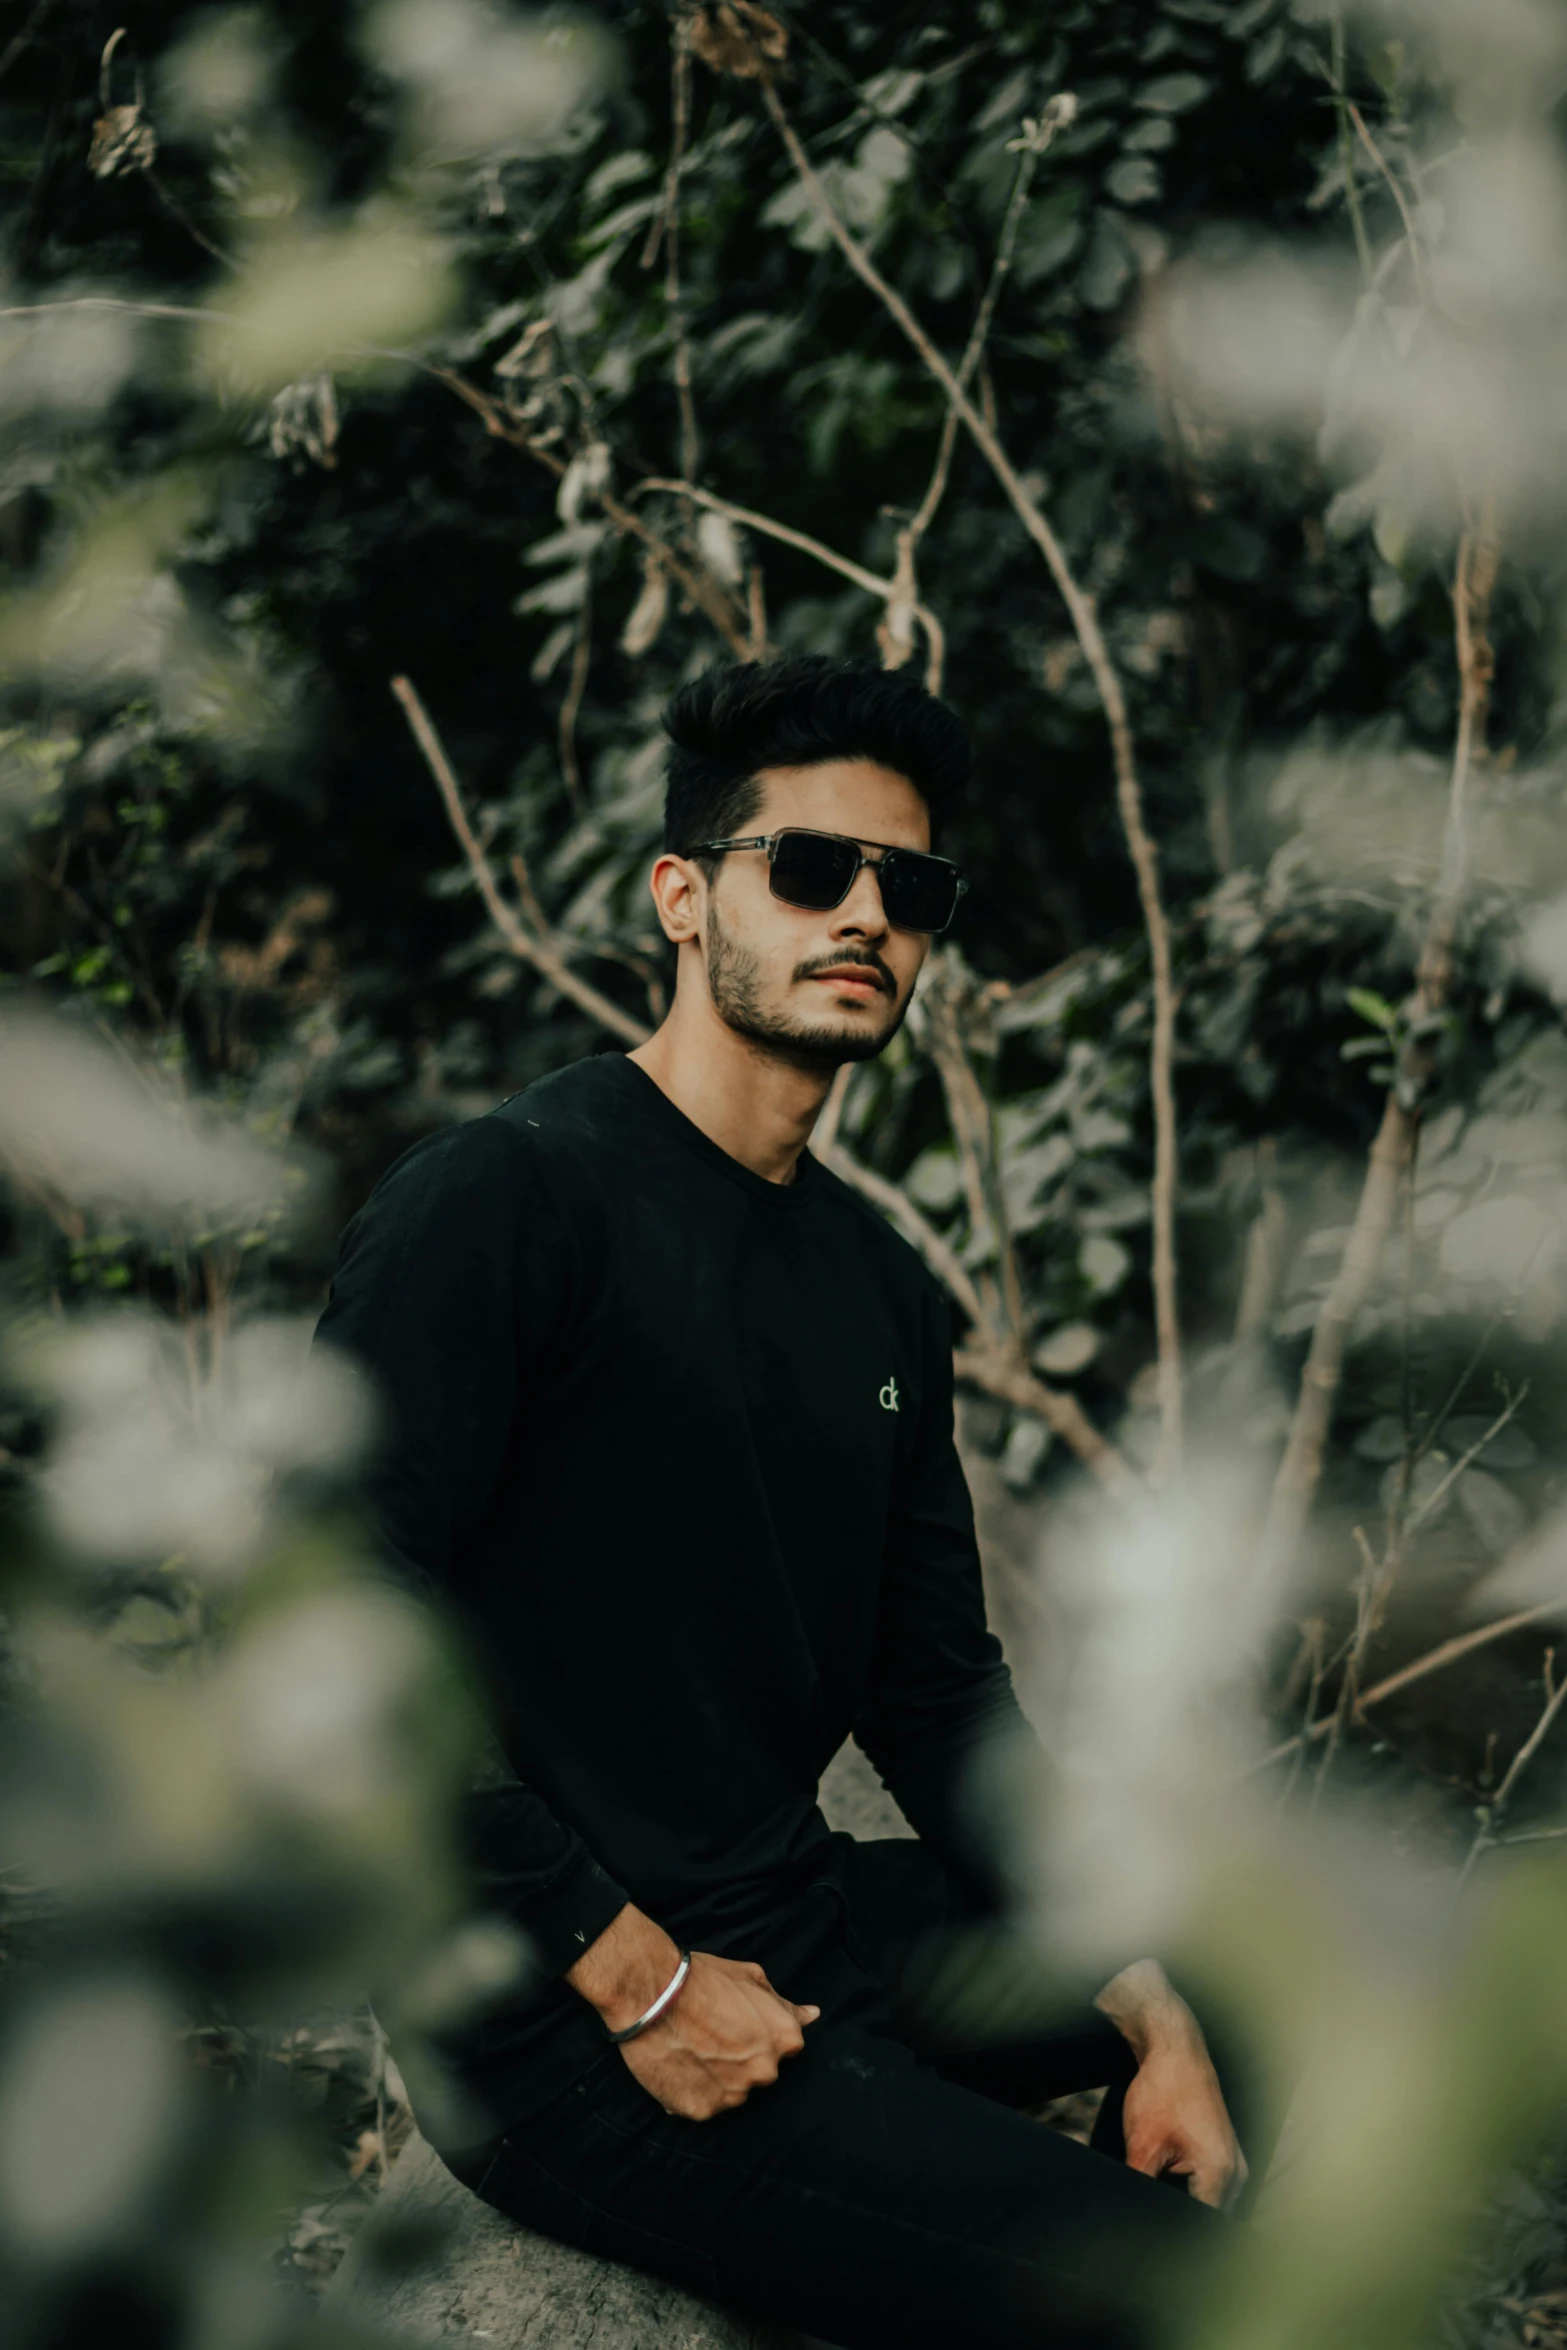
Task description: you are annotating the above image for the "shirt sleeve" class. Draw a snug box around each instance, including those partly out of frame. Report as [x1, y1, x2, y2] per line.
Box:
[852, 1277, 1035, 1906]
[314, 1116, 629, 1981]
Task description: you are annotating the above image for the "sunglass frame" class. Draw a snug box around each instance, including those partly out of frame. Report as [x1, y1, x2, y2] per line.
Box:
[685, 828, 969, 935]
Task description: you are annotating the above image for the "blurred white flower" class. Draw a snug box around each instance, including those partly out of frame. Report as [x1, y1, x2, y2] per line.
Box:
[1155, 121, 1567, 547]
[0, 304, 139, 419]
[1439, 1194, 1561, 1289]
[696, 508, 745, 588]
[0, 1978, 185, 2256]
[203, 214, 457, 397]
[1022, 1458, 1280, 1968]
[34, 1312, 372, 1573]
[0, 1009, 285, 1224]
[365, 0, 611, 161]
[219, 1586, 432, 1819]
[158, 6, 282, 133]
[1516, 891, 1567, 1004]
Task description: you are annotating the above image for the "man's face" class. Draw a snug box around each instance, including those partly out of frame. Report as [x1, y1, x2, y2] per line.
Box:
[699, 760, 934, 1070]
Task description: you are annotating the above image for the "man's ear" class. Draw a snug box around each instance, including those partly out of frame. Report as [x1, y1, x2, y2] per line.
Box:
[648, 851, 703, 945]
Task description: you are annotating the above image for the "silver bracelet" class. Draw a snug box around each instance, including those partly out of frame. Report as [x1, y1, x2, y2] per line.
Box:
[604, 1948, 691, 2045]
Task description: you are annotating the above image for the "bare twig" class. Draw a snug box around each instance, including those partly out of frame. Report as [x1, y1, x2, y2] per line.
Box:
[810, 1128, 1129, 1489]
[0, 295, 213, 327]
[635, 476, 946, 685]
[951, 1339, 1137, 1494]
[1258, 1602, 1561, 1770]
[1233, 1141, 1288, 1344]
[905, 101, 1069, 558]
[390, 675, 647, 1048]
[144, 169, 232, 266]
[760, 78, 1184, 1474]
[0, 300, 755, 661]
[644, 19, 701, 483]
[922, 955, 1025, 1342]
[814, 1139, 985, 1324]
[1277, 1616, 1327, 1811]
[433, 370, 753, 658]
[1256, 503, 1500, 1588]
[812, 1063, 853, 1157]
[1328, 12, 1375, 285]
[558, 595, 591, 812]
[1313, 1524, 1381, 1802]
[1403, 1385, 1527, 1544]
[746, 563, 768, 660]
[0, 0, 58, 88]
[1345, 102, 1429, 308]
[1460, 1650, 1567, 1886]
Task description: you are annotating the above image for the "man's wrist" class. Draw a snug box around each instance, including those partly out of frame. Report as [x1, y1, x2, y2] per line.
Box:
[1092, 1958, 1201, 2063]
[565, 1902, 683, 2034]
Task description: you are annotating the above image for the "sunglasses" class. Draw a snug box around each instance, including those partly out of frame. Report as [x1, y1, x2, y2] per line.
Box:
[687, 828, 969, 935]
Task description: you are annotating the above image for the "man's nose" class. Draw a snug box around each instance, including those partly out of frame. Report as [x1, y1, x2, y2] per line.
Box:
[829, 861, 889, 938]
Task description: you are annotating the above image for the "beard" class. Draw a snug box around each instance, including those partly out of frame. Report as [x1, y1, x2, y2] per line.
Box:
[705, 912, 909, 1072]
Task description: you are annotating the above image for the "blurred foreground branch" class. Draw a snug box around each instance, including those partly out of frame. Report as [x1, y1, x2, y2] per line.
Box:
[1257, 503, 1501, 1588]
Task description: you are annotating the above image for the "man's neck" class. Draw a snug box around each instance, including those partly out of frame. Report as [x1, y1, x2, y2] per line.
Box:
[629, 1000, 834, 1186]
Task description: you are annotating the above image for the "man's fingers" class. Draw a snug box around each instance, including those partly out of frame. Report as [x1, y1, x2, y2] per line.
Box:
[791, 2001, 821, 2024]
[1185, 2143, 1247, 2210]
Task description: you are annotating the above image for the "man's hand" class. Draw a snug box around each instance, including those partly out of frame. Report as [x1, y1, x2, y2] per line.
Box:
[1094, 1959, 1247, 2210]
[567, 1903, 820, 2121]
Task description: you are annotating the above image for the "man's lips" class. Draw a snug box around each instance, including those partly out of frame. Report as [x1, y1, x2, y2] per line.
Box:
[807, 966, 888, 998]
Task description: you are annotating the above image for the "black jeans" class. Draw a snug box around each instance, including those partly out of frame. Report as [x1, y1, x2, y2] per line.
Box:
[435, 1837, 1228, 2350]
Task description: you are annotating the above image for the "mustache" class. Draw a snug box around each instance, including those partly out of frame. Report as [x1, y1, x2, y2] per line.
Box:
[791, 949, 896, 996]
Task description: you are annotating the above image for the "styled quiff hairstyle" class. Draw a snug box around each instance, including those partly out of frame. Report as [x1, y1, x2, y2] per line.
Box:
[661, 656, 970, 859]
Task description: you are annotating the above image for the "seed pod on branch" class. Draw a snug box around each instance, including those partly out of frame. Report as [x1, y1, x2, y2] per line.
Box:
[684, 3, 787, 83]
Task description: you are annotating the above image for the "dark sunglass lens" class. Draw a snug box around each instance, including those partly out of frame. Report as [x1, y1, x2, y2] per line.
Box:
[880, 852, 961, 933]
[769, 831, 858, 911]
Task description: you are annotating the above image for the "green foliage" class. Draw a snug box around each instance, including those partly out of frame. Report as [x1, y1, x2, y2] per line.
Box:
[3, 0, 1567, 2342]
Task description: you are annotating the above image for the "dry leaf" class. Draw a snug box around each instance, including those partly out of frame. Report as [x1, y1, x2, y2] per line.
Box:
[685, 2, 788, 82]
[89, 103, 157, 179]
[620, 554, 669, 658]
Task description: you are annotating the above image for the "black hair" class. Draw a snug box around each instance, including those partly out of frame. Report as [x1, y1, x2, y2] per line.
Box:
[661, 655, 970, 856]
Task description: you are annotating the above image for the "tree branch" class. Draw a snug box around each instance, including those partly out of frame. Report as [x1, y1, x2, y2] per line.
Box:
[814, 1110, 1133, 1492]
[634, 476, 946, 684]
[952, 1339, 1136, 1494]
[432, 369, 754, 658]
[1460, 1649, 1567, 1885]
[645, 18, 701, 484]
[1346, 100, 1429, 309]
[759, 78, 1184, 1474]
[1259, 1602, 1560, 1770]
[390, 675, 649, 1048]
[557, 592, 592, 812]
[814, 1138, 986, 1325]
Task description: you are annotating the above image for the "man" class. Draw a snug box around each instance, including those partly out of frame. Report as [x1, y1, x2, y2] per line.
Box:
[316, 657, 1244, 2350]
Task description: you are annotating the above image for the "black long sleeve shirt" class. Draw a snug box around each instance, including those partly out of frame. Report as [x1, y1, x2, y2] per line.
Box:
[314, 1051, 1026, 2128]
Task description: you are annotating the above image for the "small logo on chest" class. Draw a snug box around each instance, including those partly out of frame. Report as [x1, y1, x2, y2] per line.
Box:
[879, 1376, 900, 1413]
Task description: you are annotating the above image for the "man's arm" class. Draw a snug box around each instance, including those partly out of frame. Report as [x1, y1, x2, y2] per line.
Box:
[319, 1119, 819, 2119]
[315, 1119, 629, 1978]
[851, 1280, 1031, 1900]
[1094, 1960, 1247, 2210]
[856, 1280, 1245, 2203]
[567, 1902, 819, 2120]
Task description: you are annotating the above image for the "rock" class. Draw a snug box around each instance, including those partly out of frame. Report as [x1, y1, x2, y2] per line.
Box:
[325, 1753, 913, 2343]
[326, 2127, 803, 2346]
[817, 1735, 912, 1842]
